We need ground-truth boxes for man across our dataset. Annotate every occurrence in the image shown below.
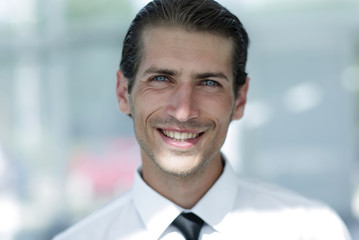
[54,0,352,239]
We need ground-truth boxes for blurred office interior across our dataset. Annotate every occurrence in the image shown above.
[0,0,358,239]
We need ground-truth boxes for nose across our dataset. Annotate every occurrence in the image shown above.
[165,83,199,122]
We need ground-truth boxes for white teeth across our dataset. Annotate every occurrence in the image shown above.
[162,130,200,141]
[174,132,181,139]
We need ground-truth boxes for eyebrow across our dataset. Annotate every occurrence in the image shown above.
[194,72,229,82]
[143,66,229,82]
[143,67,178,77]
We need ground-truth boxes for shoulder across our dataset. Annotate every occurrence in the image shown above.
[235,177,321,208]
[231,177,351,239]
[53,191,135,240]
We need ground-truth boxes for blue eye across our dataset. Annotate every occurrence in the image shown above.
[201,80,219,86]
[153,75,168,81]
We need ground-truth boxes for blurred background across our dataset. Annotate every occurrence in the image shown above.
[0,0,358,239]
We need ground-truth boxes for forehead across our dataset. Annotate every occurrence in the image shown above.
[137,26,234,79]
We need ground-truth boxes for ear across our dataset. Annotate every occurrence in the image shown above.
[116,70,131,114]
[232,77,249,120]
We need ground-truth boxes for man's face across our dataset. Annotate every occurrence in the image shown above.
[117,27,248,177]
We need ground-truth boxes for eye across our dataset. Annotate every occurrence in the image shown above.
[201,79,220,87]
[152,75,169,82]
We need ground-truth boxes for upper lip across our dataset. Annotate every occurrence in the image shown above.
[160,129,203,140]
[157,127,203,134]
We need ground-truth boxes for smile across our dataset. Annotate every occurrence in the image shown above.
[160,130,201,142]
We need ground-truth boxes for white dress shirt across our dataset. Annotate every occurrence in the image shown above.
[53,160,351,240]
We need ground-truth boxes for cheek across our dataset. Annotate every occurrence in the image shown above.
[201,95,234,118]
[136,85,169,105]
[132,94,166,123]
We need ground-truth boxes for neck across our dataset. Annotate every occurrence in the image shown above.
[141,154,224,209]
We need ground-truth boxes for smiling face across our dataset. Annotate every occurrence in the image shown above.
[117,26,248,179]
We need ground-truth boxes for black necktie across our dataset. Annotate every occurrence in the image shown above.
[171,212,204,240]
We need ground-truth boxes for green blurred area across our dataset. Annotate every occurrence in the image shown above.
[67,0,131,19]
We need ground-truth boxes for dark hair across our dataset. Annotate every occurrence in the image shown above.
[120,0,249,97]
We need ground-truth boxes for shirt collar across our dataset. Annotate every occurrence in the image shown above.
[132,168,182,239]
[132,157,238,238]
[191,159,238,233]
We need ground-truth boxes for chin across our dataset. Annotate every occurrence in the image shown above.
[161,166,200,178]
[155,155,205,177]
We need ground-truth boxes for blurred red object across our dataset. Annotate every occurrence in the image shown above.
[70,137,141,195]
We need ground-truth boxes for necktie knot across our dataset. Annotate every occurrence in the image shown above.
[171,212,204,240]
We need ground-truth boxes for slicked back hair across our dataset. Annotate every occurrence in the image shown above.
[120,0,249,97]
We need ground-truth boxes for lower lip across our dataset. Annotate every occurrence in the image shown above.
[158,130,202,149]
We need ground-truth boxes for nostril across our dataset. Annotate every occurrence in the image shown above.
[164,85,200,122]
